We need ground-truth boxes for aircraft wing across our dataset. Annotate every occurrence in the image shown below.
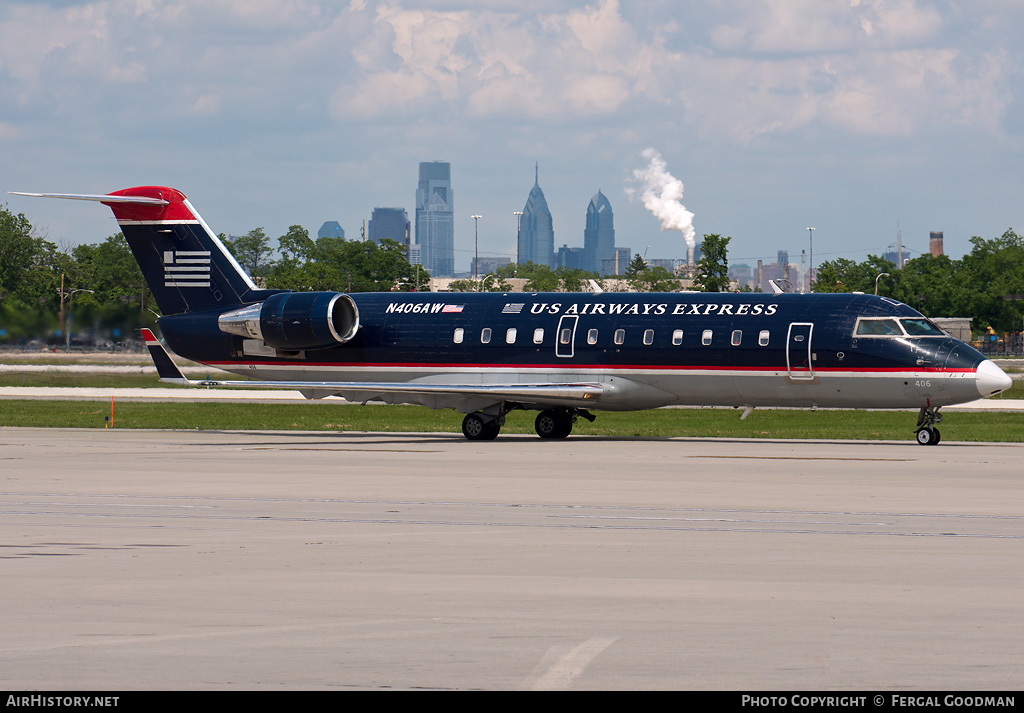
[142,329,604,410]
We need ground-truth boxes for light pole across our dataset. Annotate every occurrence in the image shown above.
[513,211,523,265]
[472,214,482,281]
[58,279,95,349]
[806,227,815,287]
[875,272,890,295]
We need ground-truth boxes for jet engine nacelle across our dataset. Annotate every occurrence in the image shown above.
[218,292,360,350]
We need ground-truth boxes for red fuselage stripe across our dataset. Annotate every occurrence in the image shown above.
[202,360,977,374]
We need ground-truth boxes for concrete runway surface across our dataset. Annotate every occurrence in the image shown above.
[1,428,1023,691]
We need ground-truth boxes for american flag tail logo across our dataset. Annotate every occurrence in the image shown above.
[164,251,211,287]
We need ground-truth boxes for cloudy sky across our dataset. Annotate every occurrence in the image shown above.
[3,0,1023,275]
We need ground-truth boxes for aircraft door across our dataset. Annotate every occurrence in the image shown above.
[555,315,578,358]
[787,322,814,380]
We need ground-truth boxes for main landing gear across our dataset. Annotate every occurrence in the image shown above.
[915,406,942,446]
[534,408,596,439]
[460,407,596,441]
[462,412,502,441]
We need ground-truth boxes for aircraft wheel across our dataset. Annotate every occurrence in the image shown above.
[535,409,572,439]
[915,427,940,446]
[463,413,498,441]
[482,419,501,440]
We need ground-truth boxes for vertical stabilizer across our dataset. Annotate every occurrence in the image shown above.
[12,187,263,315]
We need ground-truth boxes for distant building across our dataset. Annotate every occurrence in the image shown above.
[471,256,511,276]
[415,161,455,277]
[601,247,632,276]
[729,263,754,290]
[318,221,344,240]
[583,190,615,275]
[755,254,801,292]
[930,231,944,257]
[518,164,555,268]
[557,245,586,270]
[883,247,913,266]
[368,208,409,247]
[648,258,678,273]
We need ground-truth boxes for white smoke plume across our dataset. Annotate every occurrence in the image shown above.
[626,148,696,256]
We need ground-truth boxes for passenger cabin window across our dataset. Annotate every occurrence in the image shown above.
[758,330,770,346]
[533,328,544,344]
[587,329,599,345]
[702,330,713,345]
[672,329,683,345]
[560,328,572,345]
[855,318,902,336]
[453,328,464,344]
[731,330,742,346]
[614,329,625,345]
[480,327,492,344]
[506,328,517,344]
[643,329,654,345]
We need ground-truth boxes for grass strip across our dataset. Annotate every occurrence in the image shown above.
[1,399,1022,442]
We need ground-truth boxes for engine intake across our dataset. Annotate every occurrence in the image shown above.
[218,292,360,350]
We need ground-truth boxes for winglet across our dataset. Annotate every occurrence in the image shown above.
[142,328,190,384]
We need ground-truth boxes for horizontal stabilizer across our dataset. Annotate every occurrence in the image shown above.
[141,329,189,384]
[9,192,169,206]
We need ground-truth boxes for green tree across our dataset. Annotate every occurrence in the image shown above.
[692,234,732,292]
[0,205,61,340]
[638,265,678,292]
[70,234,154,332]
[225,227,275,282]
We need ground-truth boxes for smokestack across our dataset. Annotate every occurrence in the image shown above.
[930,231,944,257]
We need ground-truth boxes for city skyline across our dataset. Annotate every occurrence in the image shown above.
[4,1,1022,277]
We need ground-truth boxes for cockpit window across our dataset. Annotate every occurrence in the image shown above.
[900,319,946,336]
[855,318,902,336]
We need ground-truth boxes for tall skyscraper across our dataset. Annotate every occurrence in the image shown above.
[317,221,344,240]
[368,208,410,246]
[583,190,615,275]
[518,164,555,268]
[415,161,454,276]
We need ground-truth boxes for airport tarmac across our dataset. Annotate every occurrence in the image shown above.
[1,427,1022,690]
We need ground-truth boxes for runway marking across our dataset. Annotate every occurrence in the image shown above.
[526,637,616,690]
[690,455,913,462]
[244,447,443,453]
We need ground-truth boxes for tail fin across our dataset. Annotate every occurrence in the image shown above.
[12,187,261,315]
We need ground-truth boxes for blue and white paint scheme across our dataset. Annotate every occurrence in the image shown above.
[15,186,1012,444]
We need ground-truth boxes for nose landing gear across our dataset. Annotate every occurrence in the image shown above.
[915,406,942,446]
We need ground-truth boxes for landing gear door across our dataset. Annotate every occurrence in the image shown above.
[787,322,814,380]
[555,315,578,358]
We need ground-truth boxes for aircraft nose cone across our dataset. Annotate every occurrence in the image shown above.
[976,359,1013,398]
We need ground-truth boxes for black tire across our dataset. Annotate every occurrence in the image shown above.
[462,413,489,440]
[482,419,501,440]
[535,409,572,439]
[916,427,939,446]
